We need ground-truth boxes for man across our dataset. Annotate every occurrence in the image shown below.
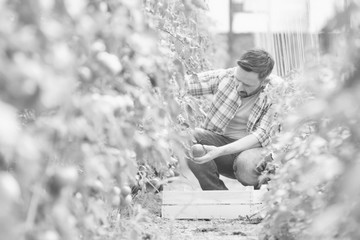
[186,49,280,190]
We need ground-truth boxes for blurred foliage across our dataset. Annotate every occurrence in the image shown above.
[144,0,218,130]
[0,0,213,239]
[260,1,360,240]
[144,0,214,74]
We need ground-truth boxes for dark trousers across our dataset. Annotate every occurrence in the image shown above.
[187,128,264,190]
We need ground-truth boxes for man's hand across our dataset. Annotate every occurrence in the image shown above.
[192,145,221,164]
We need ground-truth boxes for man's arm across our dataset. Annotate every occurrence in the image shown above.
[191,76,283,164]
[250,104,276,147]
[192,105,276,164]
[192,134,261,164]
[186,68,233,97]
[251,74,284,146]
[219,134,261,155]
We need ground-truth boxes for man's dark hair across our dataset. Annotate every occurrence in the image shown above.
[237,49,274,80]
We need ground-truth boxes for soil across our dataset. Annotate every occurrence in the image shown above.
[142,216,261,240]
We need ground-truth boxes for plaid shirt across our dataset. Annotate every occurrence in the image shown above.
[187,67,280,147]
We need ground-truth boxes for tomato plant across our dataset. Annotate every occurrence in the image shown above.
[0,0,213,239]
[260,2,360,240]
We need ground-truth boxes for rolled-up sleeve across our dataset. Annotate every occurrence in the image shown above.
[251,105,275,147]
[187,69,229,97]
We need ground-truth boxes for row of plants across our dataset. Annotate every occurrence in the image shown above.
[261,2,360,239]
[0,0,213,239]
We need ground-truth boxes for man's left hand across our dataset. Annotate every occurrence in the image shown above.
[192,145,222,164]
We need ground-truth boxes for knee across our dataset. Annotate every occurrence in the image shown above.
[192,128,209,143]
[233,149,263,186]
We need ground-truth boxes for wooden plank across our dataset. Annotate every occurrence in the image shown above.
[161,204,263,219]
[163,190,266,205]
[161,189,267,219]
[253,189,266,203]
[162,190,256,205]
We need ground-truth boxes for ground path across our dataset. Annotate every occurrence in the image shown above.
[143,216,261,240]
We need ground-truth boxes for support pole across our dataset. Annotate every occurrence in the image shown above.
[228,0,234,66]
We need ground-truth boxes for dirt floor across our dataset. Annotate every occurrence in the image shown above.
[143,216,262,240]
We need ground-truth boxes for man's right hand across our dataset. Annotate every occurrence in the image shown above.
[192,144,221,164]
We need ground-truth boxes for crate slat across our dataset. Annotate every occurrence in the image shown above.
[161,203,263,219]
[162,190,256,205]
[161,190,266,219]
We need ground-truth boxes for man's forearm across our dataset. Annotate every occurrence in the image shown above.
[217,134,261,156]
[192,133,262,164]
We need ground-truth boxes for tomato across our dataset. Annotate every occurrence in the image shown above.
[191,144,206,157]
[121,185,131,197]
[121,194,132,207]
[87,179,104,196]
[112,186,121,195]
[0,172,20,202]
[165,169,175,178]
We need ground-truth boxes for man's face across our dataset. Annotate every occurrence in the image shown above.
[234,66,261,95]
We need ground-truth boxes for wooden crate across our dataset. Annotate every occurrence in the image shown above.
[161,189,266,219]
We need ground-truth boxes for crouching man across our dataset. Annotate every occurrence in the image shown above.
[186,49,280,190]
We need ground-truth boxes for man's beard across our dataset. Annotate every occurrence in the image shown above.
[237,83,248,97]
[237,83,263,98]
